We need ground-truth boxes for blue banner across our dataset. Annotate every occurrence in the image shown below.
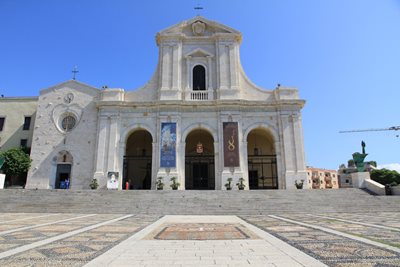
[160,122,176,167]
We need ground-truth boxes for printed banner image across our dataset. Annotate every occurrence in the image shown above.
[160,122,177,167]
[223,122,240,167]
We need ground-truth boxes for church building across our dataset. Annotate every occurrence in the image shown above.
[25,16,307,190]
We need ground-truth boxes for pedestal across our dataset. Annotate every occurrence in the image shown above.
[0,174,5,189]
[351,172,370,188]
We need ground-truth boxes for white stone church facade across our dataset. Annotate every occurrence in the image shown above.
[26,16,307,190]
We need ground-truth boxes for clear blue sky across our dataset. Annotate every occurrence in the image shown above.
[1,0,400,170]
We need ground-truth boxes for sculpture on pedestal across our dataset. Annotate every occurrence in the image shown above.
[352,141,368,172]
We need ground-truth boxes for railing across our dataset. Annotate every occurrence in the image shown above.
[185,90,212,101]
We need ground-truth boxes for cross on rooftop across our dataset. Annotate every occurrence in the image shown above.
[194,3,204,16]
[72,66,79,80]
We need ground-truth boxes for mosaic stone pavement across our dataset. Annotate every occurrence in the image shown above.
[146,223,260,240]
[0,213,160,266]
[242,212,400,267]
[0,212,398,266]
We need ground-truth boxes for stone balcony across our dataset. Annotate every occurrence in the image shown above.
[185,90,213,101]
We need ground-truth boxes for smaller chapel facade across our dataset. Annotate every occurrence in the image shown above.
[25,16,307,190]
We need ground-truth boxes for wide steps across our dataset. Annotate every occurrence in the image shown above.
[0,189,398,214]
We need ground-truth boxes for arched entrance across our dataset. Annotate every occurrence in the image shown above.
[54,151,72,189]
[185,129,215,190]
[247,129,278,189]
[124,130,152,190]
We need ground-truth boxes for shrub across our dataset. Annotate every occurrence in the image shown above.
[371,169,400,185]
[0,148,31,177]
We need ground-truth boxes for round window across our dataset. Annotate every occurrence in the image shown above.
[61,115,76,132]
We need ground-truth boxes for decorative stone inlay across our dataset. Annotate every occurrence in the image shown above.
[192,21,206,35]
[146,223,260,240]
[64,93,74,104]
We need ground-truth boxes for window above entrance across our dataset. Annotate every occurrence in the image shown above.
[184,48,214,101]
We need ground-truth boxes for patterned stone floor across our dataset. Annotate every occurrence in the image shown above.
[146,223,260,240]
[0,214,160,266]
[0,212,398,266]
[242,213,400,267]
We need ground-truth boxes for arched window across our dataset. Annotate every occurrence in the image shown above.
[193,65,206,91]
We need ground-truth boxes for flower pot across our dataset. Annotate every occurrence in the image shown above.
[172,187,178,190]
[239,187,244,190]
[157,187,163,190]
[226,188,232,190]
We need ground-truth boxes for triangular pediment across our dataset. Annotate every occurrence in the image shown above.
[40,80,100,96]
[157,16,241,39]
[184,48,214,58]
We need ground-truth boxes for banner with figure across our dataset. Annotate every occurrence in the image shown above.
[223,122,240,167]
[160,122,176,167]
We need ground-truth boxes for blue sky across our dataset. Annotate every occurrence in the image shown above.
[1,0,400,170]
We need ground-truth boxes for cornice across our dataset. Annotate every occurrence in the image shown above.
[96,99,305,110]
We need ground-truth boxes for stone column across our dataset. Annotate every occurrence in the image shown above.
[93,115,109,186]
[218,43,229,90]
[186,56,192,91]
[292,114,306,172]
[213,141,220,190]
[160,45,171,90]
[240,140,249,189]
[177,141,186,189]
[172,44,181,94]
[151,141,158,190]
[229,44,238,90]
[118,141,125,190]
[107,115,119,173]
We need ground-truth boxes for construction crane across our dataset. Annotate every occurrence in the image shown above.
[339,126,400,136]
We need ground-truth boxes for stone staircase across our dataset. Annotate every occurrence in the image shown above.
[0,189,399,214]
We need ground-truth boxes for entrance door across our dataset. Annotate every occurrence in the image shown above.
[193,163,208,189]
[249,170,258,189]
[185,155,215,190]
[248,155,278,189]
[55,164,71,189]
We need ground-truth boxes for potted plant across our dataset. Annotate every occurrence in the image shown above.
[225,177,233,190]
[236,177,245,190]
[156,177,164,190]
[170,177,180,190]
[295,179,304,189]
[89,178,98,190]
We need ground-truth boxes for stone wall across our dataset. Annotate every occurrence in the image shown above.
[26,81,99,189]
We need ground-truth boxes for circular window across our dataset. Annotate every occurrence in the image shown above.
[61,115,76,132]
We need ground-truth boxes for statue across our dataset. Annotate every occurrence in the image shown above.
[352,141,368,172]
[361,140,366,154]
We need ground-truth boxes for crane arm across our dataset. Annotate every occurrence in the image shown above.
[339,126,400,133]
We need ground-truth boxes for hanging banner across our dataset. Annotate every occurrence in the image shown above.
[223,122,240,167]
[160,122,176,167]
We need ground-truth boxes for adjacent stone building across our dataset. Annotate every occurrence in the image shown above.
[21,16,307,190]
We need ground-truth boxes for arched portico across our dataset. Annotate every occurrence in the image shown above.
[123,129,153,190]
[246,127,279,189]
[184,129,216,190]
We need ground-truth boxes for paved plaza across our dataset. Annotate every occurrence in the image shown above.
[0,212,398,266]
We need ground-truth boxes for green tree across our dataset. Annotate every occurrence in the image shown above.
[369,161,377,167]
[0,148,32,177]
[370,168,400,185]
